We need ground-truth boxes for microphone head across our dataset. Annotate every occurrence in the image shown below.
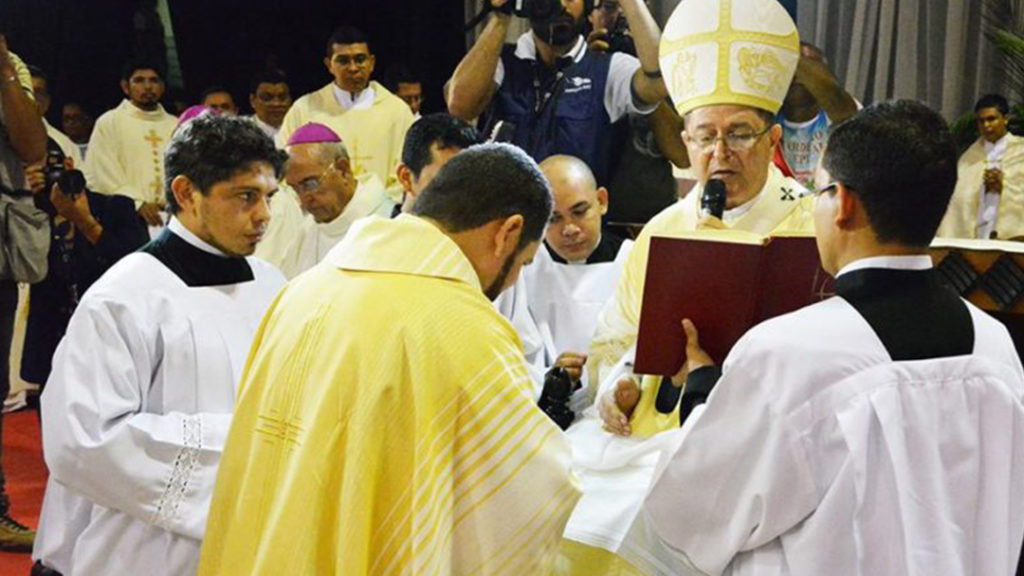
[701,178,727,220]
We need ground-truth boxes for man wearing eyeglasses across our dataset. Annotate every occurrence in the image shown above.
[277,25,413,202]
[261,122,394,279]
[624,99,1024,576]
[559,1,815,569]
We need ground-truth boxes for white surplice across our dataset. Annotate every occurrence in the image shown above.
[254,173,395,279]
[32,218,286,576]
[522,240,633,411]
[524,240,633,366]
[622,258,1024,576]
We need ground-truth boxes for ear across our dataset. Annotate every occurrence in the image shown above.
[367,54,377,77]
[323,56,333,75]
[333,156,354,179]
[493,214,525,258]
[249,94,259,110]
[769,123,783,150]
[171,175,198,214]
[120,80,130,97]
[833,182,859,229]
[596,186,609,215]
[396,163,415,195]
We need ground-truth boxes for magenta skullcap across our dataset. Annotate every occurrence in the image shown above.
[176,105,220,131]
[286,122,342,147]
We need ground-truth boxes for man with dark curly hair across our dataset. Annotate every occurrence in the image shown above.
[30,115,288,576]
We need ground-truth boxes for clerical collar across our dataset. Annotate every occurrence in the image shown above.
[250,115,279,139]
[545,231,624,265]
[722,192,761,223]
[333,84,375,111]
[984,132,1010,155]
[121,99,169,121]
[836,254,932,278]
[140,217,254,287]
[168,217,227,256]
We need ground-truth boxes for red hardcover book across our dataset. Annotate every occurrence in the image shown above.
[634,231,834,375]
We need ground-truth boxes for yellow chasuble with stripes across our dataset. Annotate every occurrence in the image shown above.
[199,214,579,576]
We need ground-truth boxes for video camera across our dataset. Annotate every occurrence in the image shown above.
[42,139,86,199]
[497,0,563,19]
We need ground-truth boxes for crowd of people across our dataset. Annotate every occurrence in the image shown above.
[0,0,1022,574]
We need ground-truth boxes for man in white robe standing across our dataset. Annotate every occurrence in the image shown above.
[625,101,1024,576]
[83,59,177,230]
[938,93,1024,240]
[31,114,287,576]
[255,122,394,279]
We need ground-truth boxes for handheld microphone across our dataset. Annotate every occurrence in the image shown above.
[701,179,727,220]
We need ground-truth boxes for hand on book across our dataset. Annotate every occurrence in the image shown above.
[669,319,715,387]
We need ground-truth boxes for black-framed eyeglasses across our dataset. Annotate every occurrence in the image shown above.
[813,182,839,196]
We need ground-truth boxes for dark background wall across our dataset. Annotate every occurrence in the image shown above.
[0,0,467,125]
[0,0,798,126]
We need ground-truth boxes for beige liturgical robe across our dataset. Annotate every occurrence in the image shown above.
[83,100,177,208]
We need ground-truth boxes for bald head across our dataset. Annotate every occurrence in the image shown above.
[540,155,598,193]
[539,155,608,262]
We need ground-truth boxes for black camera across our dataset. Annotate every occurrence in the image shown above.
[42,139,86,199]
[498,0,562,20]
[538,367,576,430]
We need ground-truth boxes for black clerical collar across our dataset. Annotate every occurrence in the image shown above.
[835,267,974,361]
[140,225,254,287]
[545,231,624,265]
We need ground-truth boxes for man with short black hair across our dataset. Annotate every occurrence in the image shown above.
[247,68,291,140]
[32,115,287,576]
[201,85,238,116]
[628,99,1024,576]
[27,65,82,167]
[83,59,177,228]
[199,143,578,575]
[939,93,1024,239]
[383,62,424,117]
[60,102,92,159]
[278,25,414,200]
[396,112,479,213]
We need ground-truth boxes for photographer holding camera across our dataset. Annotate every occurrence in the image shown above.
[447,0,666,187]
[22,141,148,390]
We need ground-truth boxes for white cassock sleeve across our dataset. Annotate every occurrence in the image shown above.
[41,296,232,541]
[640,335,819,575]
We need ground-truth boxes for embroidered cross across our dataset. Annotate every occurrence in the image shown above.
[780,187,795,201]
[348,140,373,177]
[146,129,165,202]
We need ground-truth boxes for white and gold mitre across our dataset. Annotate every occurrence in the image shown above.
[659,0,800,115]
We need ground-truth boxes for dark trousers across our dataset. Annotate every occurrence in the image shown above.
[0,280,20,517]
[31,561,62,576]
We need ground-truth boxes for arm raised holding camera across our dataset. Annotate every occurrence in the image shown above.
[447,0,511,121]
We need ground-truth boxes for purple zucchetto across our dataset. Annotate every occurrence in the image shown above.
[175,105,220,132]
[285,122,343,147]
